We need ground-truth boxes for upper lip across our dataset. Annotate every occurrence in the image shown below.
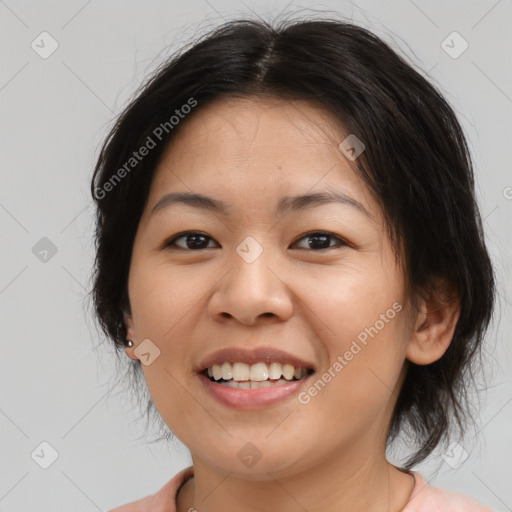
[196,346,316,373]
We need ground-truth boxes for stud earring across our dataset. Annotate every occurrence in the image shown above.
[125,339,134,347]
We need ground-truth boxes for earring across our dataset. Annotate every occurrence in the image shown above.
[125,339,134,347]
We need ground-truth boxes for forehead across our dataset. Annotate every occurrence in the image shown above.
[174,95,344,144]
[158,96,348,165]
[147,96,377,217]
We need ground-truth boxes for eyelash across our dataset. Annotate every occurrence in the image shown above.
[163,230,348,251]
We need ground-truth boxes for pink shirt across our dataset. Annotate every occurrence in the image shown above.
[109,466,495,511]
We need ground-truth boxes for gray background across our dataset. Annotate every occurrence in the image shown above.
[1,0,511,510]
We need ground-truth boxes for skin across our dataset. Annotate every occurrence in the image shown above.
[121,96,460,512]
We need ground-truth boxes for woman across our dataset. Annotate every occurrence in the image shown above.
[90,16,496,512]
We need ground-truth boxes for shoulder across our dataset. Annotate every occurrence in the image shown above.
[403,472,495,512]
[107,466,195,512]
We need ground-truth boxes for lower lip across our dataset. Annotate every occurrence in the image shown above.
[197,372,313,410]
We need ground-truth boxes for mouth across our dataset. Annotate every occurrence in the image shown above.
[201,361,315,390]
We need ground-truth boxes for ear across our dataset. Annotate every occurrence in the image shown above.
[406,275,460,365]
[123,310,140,361]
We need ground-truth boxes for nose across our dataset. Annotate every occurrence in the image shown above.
[208,244,294,326]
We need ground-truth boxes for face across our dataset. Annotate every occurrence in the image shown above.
[124,96,416,480]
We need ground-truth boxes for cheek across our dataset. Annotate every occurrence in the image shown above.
[129,262,205,335]
[305,265,407,396]
[303,263,401,343]
[128,262,207,410]
[309,318,407,433]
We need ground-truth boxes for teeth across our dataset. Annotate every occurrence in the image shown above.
[232,362,250,381]
[220,362,232,380]
[282,364,295,380]
[219,378,293,389]
[249,362,268,381]
[268,362,282,380]
[212,364,223,381]
[206,362,309,382]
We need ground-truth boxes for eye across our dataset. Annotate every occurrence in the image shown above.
[163,230,348,251]
[164,231,219,250]
[291,231,347,250]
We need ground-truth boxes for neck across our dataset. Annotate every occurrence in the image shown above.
[177,444,415,512]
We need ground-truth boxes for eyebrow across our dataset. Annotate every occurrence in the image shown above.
[150,190,372,218]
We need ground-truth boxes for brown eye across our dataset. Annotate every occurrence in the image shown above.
[292,231,346,250]
[165,231,219,250]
